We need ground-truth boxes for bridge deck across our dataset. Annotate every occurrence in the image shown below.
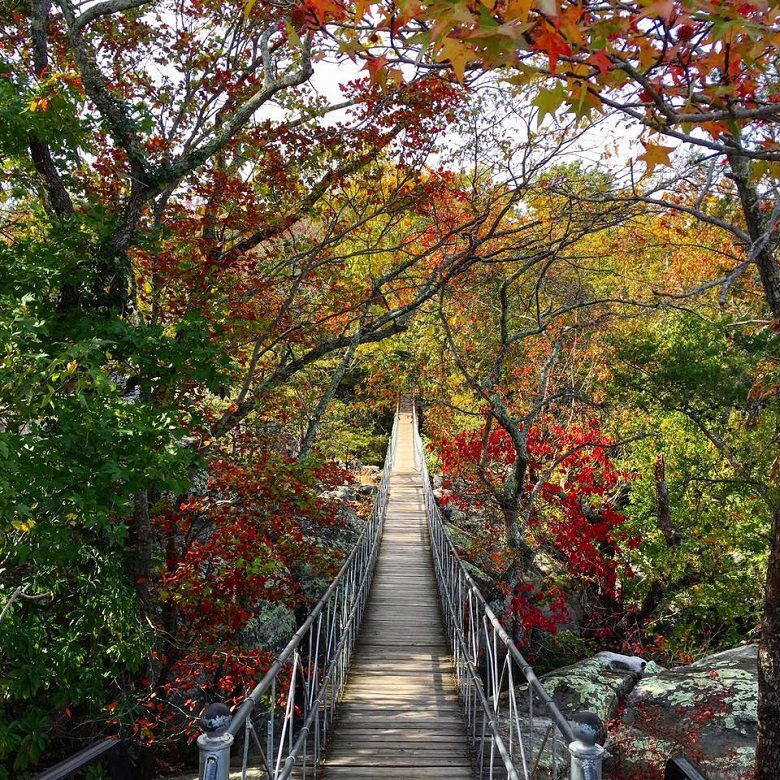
[322,409,471,779]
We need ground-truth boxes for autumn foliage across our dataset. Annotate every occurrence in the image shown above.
[0,0,778,776]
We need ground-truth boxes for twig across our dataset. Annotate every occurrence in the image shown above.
[0,586,52,623]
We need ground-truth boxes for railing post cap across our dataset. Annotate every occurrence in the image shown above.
[201,703,232,734]
[570,710,603,746]
[569,712,605,780]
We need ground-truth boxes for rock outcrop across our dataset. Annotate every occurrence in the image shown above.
[537,652,647,723]
[497,652,647,772]
[506,644,758,778]
[612,644,757,780]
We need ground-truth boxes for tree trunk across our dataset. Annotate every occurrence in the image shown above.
[727,154,780,321]
[501,500,523,549]
[729,150,780,778]
[499,495,535,564]
[298,335,360,459]
[500,452,528,550]
[129,489,152,613]
[654,454,682,546]
[757,504,780,779]
[29,0,80,316]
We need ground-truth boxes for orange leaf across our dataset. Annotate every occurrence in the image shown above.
[533,23,572,73]
[586,50,612,76]
[504,0,533,22]
[363,54,388,83]
[636,0,674,23]
[354,0,369,23]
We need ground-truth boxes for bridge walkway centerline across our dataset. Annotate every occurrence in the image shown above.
[321,404,472,779]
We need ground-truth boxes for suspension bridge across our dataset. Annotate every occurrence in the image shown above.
[322,402,471,778]
[185,399,603,780]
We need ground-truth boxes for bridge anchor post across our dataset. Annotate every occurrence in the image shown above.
[198,703,234,780]
[568,710,605,780]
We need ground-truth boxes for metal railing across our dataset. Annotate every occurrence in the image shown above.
[197,406,400,780]
[411,403,604,780]
[35,737,132,780]
[665,757,708,780]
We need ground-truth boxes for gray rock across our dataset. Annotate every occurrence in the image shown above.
[534,653,645,723]
[320,485,357,502]
[446,507,468,525]
[244,602,296,650]
[495,713,569,774]
[489,650,644,776]
[614,644,757,780]
[338,506,362,531]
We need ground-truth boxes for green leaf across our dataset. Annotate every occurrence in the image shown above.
[532,84,566,125]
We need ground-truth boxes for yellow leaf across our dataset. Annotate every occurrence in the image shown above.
[751,160,780,183]
[504,0,533,22]
[638,40,660,69]
[532,83,566,125]
[286,22,301,48]
[354,0,369,23]
[242,0,257,22]
[12,518,37,532]
[436,37,473,82]
[429,4,473,42]
[638,140,675,176]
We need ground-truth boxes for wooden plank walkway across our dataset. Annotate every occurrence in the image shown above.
[322,408,471,779]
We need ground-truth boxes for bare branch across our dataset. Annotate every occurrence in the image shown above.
[74,0,153,30]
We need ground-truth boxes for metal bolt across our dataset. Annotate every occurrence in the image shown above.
[568,710,605,780]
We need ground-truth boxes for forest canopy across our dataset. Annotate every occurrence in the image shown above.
[0,0,778,777]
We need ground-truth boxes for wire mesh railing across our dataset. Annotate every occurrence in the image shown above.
[411,403,603,780]
[196,406,400,780]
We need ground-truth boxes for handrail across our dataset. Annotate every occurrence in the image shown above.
[665,756,709,780]
[412,402,577,780]
[197,405,400,780]
[35,738,131,780]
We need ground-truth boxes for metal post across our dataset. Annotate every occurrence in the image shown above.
[198,703,234,780]
[568,711,604,780]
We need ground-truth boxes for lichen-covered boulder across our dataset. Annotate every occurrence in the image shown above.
[491,651,644,775]
[612,644,757,780]
[247,601,296,650]
[354,482,378,497]
[534,652,647,723]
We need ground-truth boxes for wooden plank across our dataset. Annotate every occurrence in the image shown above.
[328,746,469,757]
[329,734,467,741]
[324,769,473,778]
[328,757,469,767]
[334,729,466,736]
[327,755,470,765]
[322,411,471,779]
[336,717,466,726]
